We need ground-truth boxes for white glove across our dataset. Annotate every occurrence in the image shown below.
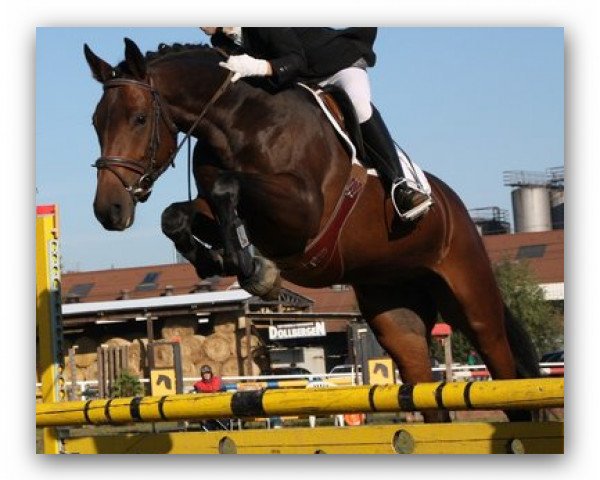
[219,54,271,82]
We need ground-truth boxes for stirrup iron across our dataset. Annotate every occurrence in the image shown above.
[391,178,433,222]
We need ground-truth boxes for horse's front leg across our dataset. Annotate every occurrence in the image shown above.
[211,172,281,299]
[161,198,227,278]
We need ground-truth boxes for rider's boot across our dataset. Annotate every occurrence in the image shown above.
[360,105,430,220]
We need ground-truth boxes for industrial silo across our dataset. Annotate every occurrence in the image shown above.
[547,167,564,230]
[504,171,552,233]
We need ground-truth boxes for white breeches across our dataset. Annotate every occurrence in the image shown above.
[319,67,373,123]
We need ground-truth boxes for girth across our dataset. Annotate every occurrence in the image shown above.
[274,163,369,283]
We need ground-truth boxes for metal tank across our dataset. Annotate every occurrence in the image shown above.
[550,189,564,230]
[504,170,559,233]
[511,186,552,233]
[547,167,565,230]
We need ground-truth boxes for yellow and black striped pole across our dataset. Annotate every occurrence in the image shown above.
[36,205,66,453]
[37,377,563,428]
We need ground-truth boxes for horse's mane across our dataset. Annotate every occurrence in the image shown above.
[146,42,214,62]
[115,42,216,76]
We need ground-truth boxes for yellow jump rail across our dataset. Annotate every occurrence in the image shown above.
[37,377,563,428]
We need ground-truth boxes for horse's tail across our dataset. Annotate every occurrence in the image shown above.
[503,304,540,378]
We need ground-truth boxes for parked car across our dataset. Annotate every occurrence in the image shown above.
[328,364,362,375]
[268,366,313,376]
[540,350,564,363]
[267,366,323,382]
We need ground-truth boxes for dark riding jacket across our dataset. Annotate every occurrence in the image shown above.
[211,27,377,86]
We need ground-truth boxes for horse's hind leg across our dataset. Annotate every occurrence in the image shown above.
[433,260,538,421]
[354,283,450,423]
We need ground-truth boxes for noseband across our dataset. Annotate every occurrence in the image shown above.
[93,69,233,203]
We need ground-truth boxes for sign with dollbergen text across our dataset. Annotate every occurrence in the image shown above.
[268,321,326,340]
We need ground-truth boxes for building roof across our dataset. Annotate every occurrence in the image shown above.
[62,289,252,317]
[60,229,563,310]
[482,229,564,284]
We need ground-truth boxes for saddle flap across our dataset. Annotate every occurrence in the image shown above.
[298,83,366,162]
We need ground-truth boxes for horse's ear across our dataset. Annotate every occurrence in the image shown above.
[84,44,114,83]
[124,37,146,80]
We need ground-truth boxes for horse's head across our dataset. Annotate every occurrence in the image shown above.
[84,38,178,231]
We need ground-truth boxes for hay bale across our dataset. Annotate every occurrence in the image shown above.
[221,356,240,376]
[132,338,149,373]
[250,346,271,373]
[161,318,196,340]
[85,362,98,381]
[182,359,197,378]
[214,322,236,334]
[73,336,97,368]
[101,337,130,347]
[63,365,85,382]
[203,334,233,362]
[212,312,237,334]
[239,335,261,358]
[75,353,98,368]
[193,359,222,377]
[127,340,142,375]
[242,360,261,376]
[153,343,174,368]
[181,335,206,364]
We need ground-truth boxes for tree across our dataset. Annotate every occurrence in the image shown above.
[111,370,144,398]
[493,258,563,356]
[431,258,563,364]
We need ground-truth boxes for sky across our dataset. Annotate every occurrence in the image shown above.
[35,27,564,272]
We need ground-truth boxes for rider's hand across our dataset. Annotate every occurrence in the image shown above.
[219,54,272,82]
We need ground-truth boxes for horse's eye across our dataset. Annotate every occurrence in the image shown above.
[135,114,147,125]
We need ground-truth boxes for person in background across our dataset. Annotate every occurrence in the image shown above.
[467,349,482,366]
[193,364,223,393]
[193,364,225,430]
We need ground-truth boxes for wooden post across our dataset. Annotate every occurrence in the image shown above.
[443,336,453,383]
[172,342,183,394]
[245,314,253,376]
[146,315,155,343]
[68,346,78,401]
[97,347,105,398]
[122,345,129,373]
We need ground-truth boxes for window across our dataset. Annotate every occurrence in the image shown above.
[516,244,547,259]
[65,283,94,301]
[135,272,160,291]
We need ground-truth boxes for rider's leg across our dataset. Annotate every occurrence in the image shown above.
[320,67,429,218]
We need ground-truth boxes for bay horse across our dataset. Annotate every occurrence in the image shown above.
[85,38,539,422]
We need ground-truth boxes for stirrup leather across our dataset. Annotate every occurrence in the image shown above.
[391,178,433,221]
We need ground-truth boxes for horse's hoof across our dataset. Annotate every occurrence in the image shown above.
[238,257,281,300]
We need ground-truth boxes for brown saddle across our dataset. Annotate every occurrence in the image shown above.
[310,85,367,162]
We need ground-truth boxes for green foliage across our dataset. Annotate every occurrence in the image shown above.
[430,329,472,364]
[493,258,563,356]
[430,259,563,364]
[111,370,144,398]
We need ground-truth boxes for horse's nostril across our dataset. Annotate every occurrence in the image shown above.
[109,203,123,223]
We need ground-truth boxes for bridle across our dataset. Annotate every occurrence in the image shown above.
[93,69,234,203]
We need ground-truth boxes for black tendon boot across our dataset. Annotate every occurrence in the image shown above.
[360,106,430,220]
